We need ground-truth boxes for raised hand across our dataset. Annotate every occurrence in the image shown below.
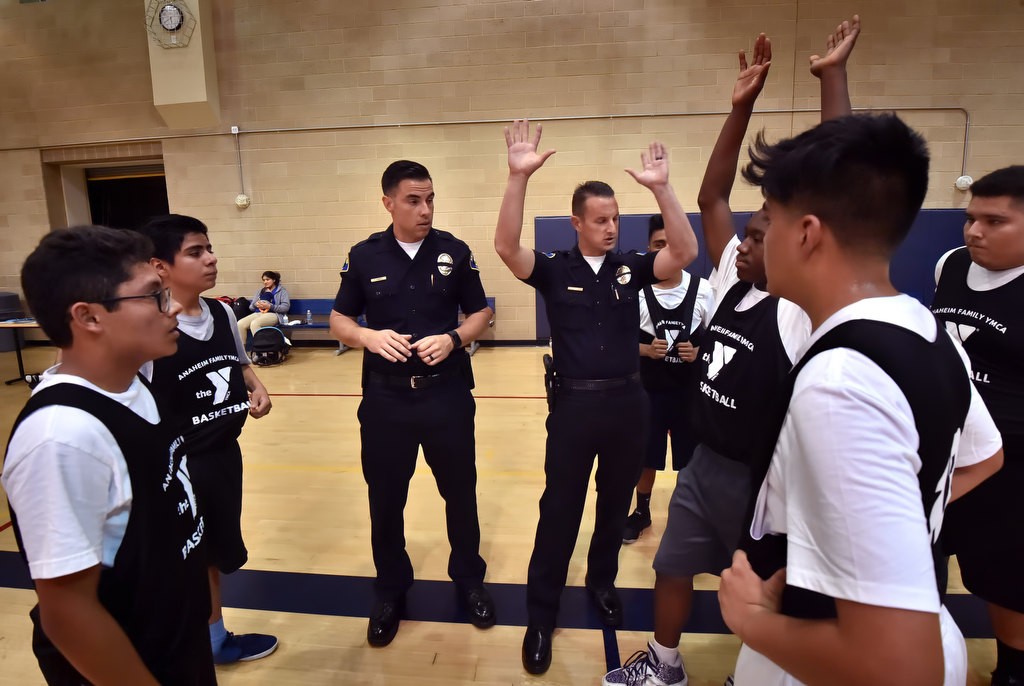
[733,33,772,108]
[809,15,861,78]
[505,119,556,178]
[625,141,669,189]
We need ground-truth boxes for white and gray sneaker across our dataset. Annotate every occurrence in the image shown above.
[602,647,687,686]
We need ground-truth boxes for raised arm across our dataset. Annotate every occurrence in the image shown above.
[494,119,556,280]
[625,142,698,279]
[697,33,772,268]
[810,15,861,121]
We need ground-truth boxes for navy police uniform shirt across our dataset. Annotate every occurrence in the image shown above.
[525,246,658,379]
[334,225,488,379]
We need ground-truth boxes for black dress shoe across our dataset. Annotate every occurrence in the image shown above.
[588,586,623,627]
[367,596,405,647]
[522,624,552,675]
[460,585,496,629]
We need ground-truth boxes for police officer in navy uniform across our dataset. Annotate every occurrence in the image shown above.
[330,160,495,648]
[494,120,698,674]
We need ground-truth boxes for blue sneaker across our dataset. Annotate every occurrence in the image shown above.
[213,631,279,664]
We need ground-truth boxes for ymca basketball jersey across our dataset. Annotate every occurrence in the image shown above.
[744,319,971,618]
[691,281,790,463]
[150,297,249,453]
[932,247,1024,438]
[7,381,215,685]
[639,278,704,391]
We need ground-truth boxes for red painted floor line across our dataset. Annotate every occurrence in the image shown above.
[272,392,545,400]
[0,521,11,533]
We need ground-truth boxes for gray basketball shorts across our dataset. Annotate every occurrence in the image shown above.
[652,443,752,578]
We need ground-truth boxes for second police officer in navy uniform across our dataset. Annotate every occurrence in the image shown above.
[330,160,495,648]
[494,120,699,674]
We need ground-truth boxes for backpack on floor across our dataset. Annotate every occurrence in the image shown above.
[230,296,251,321]
[250,326,290,366]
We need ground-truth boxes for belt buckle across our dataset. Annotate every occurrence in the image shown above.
[410,375,423,390]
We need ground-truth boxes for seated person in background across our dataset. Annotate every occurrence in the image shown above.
[236,270,290,341]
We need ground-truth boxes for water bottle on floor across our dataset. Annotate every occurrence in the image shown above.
[305,309,313,325]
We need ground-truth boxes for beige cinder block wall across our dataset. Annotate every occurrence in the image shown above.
[1,0,1022,340]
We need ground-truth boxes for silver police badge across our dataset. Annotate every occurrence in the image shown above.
[437,252,454,276]
[615,265,632,285]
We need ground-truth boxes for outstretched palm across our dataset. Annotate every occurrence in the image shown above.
[732,33,772,108]
[505,119,555,176]
[625,141,669,188]
[809,15,861,78]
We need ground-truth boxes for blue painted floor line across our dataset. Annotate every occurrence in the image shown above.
[0,550,994,638]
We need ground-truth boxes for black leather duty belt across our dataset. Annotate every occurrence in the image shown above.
[367,369,458,391]
[556,372,641,392]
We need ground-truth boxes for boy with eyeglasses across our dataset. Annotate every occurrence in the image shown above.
[139,214,278,665]
[3,225,216,684]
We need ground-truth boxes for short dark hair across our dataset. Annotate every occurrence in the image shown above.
[262,270,281,285]
[381,160,432,196]
[21,226,154,347]
[742,113,930,255]
[137,214,209,263]
[648,213,665,240]
[571,181,615,218]
[970,165,1024,204]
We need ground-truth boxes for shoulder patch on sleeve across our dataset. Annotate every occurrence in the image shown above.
[469,252,480,271]
[544,251,557,259]
[341,255,350,273]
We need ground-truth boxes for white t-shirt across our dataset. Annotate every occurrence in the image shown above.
[396,237,424,260]
[935,247,1024,290]
[708,236,811,363]
[1,372,160,580]
[736,295,1003,686]
[140,299,250,379]
[638,271,715,337]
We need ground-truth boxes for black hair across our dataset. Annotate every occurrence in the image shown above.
[136,214,209,263]
[648,213,665,240]
[970,166,1024,204]
[21,226,155,347]
[381,160,432,196]
[571,180,615,218]
[262,270,281,286]
[742,113,930,254]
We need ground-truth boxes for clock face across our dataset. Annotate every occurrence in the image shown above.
[158,4,184,31]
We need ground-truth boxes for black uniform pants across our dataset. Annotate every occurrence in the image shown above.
[358,378,486,600]
[526,381,649,627]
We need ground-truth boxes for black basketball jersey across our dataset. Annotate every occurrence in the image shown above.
[6,380,215,685]
[743,319,972,619]
[151,297,249,453]
[690,281,791,462]
[932,247,1024,438]
[639,276,705,391]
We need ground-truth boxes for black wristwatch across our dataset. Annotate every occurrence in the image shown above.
[447,330,463,349]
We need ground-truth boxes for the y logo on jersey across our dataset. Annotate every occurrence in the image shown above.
[706,341,737,381]
[944,320,977,344]
[928,428,961,544]
[202,366,233,404]
[176,454,199,520]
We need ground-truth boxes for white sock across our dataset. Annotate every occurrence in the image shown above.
[649,639,683,667]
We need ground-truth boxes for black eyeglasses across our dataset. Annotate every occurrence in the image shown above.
[97,287,173,313]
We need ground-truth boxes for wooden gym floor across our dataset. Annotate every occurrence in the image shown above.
[0,345,998,685]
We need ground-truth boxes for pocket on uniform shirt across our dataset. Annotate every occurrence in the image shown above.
[551,292,590,330]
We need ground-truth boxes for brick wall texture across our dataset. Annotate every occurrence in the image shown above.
[1,0,1021,339]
